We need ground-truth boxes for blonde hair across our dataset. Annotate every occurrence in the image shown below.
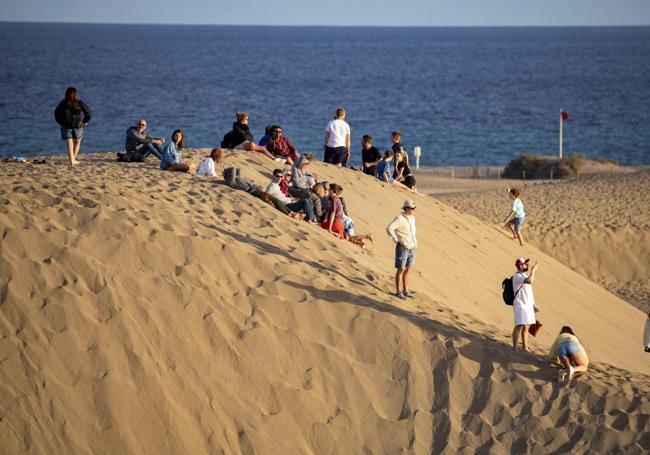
[236,112,248,122]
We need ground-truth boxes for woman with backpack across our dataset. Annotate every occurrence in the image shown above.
[54,87,91,166]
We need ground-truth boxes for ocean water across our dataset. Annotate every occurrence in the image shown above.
[1,23,649,165]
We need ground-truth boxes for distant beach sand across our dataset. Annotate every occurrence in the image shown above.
[0,151,648,453]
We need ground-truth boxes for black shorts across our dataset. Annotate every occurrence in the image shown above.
[403,175,416,188]
[324,146,346,165]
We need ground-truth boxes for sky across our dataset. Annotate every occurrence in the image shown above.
[2,0,650,26]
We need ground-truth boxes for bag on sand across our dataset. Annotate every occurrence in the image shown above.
[529,320,543,337]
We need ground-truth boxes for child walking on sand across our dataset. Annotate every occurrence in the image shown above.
[503,187,525,246]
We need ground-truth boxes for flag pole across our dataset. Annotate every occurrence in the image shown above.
[559,108,564,159]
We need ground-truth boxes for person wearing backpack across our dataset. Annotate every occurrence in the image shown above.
[511,257,539,352]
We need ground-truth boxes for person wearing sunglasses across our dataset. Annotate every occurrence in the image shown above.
[265,126,300,165]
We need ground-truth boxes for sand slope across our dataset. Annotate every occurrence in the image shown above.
[434,170,650,311]
[0,152,649,454]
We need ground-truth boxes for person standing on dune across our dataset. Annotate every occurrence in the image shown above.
[387,200,418,299]
[511,257,539,352]
[54,86,91,167]
[644,309,650,353]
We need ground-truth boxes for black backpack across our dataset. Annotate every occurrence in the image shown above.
[501,277,523,306]
[220,130,235,149]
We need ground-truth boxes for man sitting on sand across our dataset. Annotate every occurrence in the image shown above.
[266,169,317,222]
[265,126,300,165]
[120,119,164,162]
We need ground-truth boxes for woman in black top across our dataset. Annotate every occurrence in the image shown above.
[394,151,417,190]
[221,112,275,161]
[54,87,91,166]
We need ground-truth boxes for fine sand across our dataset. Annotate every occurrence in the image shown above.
[1,151,649,454]
[428,169,650,312]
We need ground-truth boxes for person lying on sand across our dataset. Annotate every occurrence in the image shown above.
[160,129,189,172]
[549,326,589,384]
[503,187,525,246]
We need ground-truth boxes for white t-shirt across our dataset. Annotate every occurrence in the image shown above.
[512,271,534,307]
[325,119,350,148]
[196,157,216,177]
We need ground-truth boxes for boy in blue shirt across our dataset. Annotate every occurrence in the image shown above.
[503,187,526,246]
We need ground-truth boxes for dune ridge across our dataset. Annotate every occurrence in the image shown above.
[0,151,649,454]
[433,170,650,311]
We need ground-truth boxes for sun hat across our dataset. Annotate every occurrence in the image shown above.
[515,257,530,268]
[403,199,416,210]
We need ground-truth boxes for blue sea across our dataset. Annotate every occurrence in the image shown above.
[1,23,649,165]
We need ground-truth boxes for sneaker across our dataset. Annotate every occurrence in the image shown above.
[567,365,575,383]
[403,290,415,298]
[645,347,650,353]
[395,291,406,300]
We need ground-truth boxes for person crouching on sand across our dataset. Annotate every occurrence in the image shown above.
[549,326,589,384]
[503,187,525,246]
[159,129,189,172]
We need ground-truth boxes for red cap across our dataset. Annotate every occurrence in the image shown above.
[515,257,530,268]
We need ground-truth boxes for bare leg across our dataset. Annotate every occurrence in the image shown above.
[512,325,522,351]
[395,269,404,294]
[65,138,76,166]
[570,351,589,374]
[250,143,276,160]
[515,229,524,246]
[72,139,82,164]
[402,268,411,294]
[505,223,516,239]
[347,233,372,247]
[521,324,530,351]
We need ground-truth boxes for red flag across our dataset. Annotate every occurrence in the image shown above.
[561,111,569,121]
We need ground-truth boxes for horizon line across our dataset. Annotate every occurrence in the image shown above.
[2,20,650,28]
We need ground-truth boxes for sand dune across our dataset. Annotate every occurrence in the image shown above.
[0,151,648,454]
[432,170,650,311]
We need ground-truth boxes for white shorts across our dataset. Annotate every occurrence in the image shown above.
[514,303,536,326]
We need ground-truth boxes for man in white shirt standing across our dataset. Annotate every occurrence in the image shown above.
[386,200,417,299]
[323,108,351,166]
[511,257,539,352]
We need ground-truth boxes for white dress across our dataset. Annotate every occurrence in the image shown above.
[512,272,536,326]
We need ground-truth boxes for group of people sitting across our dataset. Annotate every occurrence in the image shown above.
[118,111,421,196]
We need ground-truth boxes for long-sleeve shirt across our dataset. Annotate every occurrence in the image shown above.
[54,100,91,128]
[159,142,181,169]
[266,181,292,204]
[266,136,299,161]
[386,214,417,249]
[125,126,153,152]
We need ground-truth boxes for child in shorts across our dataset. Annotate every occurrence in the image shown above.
[504,187,525,246]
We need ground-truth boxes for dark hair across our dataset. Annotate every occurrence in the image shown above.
[560,326,575,335]
[384,150,393,159]
[272,168,283,177]
[329,183,343,194]
[265,124,276,135]
[510,188,520,197]
[65,87,79,108]
[335,108,345,118]
[391,131,401,140]
[362,135,372,142]
[210,148,223,163]
[172,129,184,150]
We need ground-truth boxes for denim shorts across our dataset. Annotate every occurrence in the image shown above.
[60,127,83,140]
[557,340,580,357]
[509,216,525,232]
[395,243,415,269]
